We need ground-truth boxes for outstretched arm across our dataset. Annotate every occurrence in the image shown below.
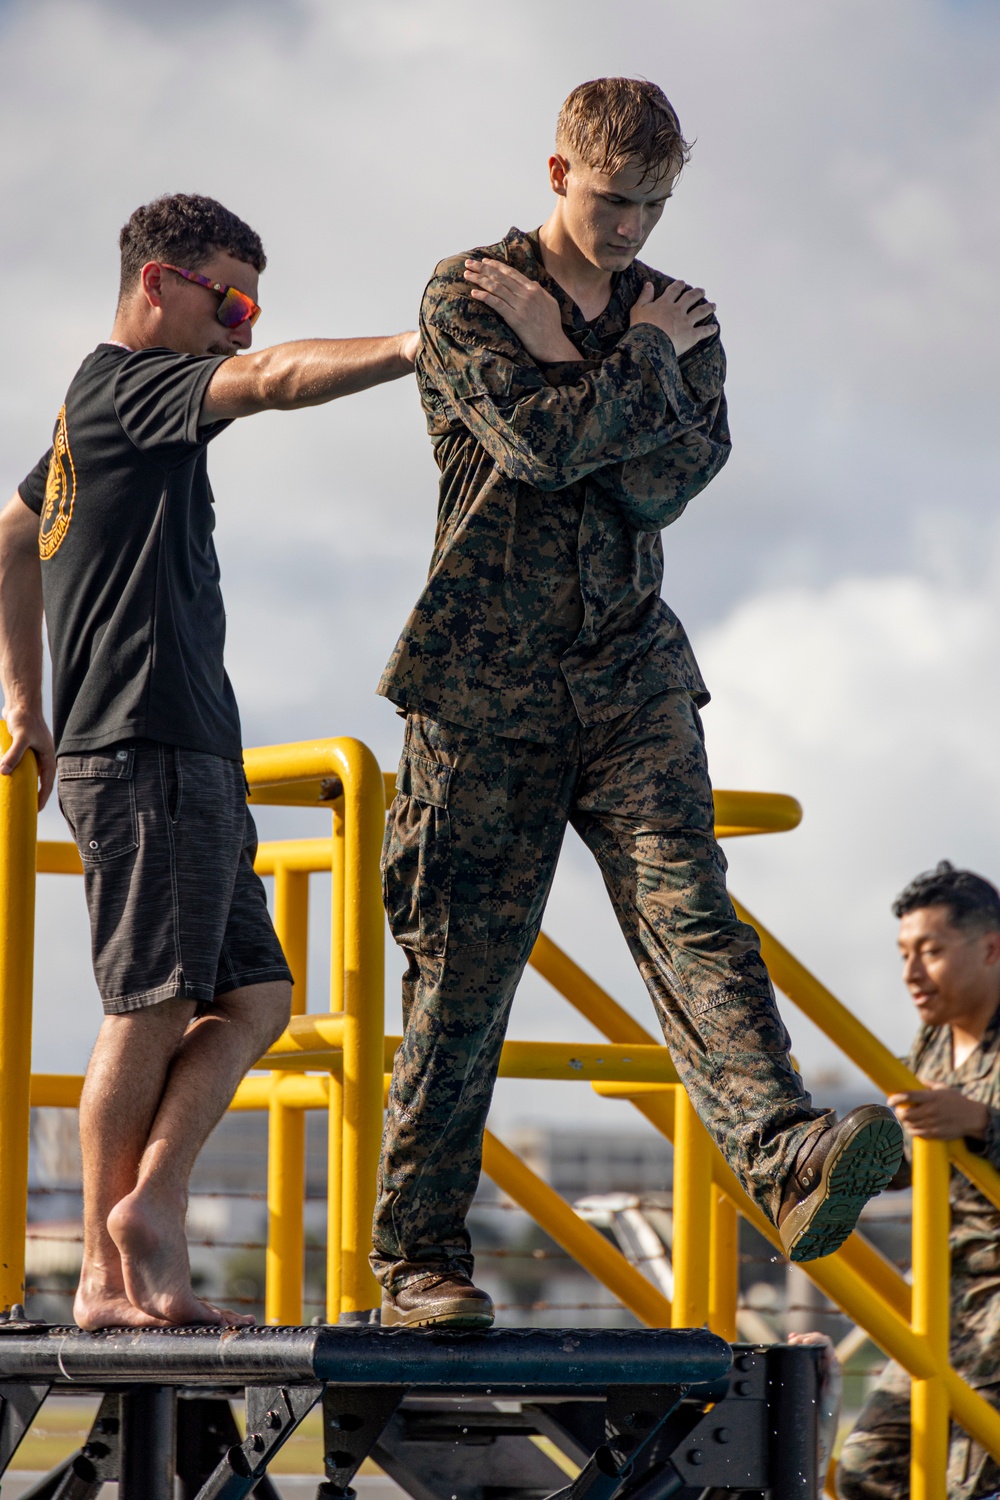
[0,493,55,807]
[201,331,419,421]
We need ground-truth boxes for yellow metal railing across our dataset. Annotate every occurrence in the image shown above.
[4,725,998,1500]
[0,732,37,1315]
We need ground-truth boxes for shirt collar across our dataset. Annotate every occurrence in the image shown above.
[914,1001,1000,1081]
[507,227,639,349]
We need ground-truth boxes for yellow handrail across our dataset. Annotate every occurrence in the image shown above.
[0,725,38,1313]
[244,737,385,1317]
[10,740,996,1500]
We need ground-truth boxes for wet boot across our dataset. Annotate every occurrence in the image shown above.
[381,1272,495,1329]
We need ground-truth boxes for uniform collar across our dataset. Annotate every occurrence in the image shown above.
[504,227,639,352]
[914,1001,1000,1081]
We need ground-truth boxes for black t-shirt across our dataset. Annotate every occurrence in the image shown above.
[19,344,242,759]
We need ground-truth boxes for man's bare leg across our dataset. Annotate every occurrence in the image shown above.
[107,980,290,1324]
[75,999,195,1329]
[75,981,290,1328]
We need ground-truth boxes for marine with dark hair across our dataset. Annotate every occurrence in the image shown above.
[0,191,418,1329]
[373,77,903,1329]
[892,859,1000,931]
[839,862,1000,1500]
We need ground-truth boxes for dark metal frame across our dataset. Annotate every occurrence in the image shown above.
[0,1325,820,1500]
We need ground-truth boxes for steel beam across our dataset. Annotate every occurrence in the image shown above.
[0,1325,732,1390]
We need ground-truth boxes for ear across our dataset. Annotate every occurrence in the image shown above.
[548,154,570,197]
[983,930,1000,967]
[139,261,166,310]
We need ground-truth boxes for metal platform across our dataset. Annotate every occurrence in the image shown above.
[0,1325,820,1500]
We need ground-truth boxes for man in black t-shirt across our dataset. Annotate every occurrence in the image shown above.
[0,193,418,1329]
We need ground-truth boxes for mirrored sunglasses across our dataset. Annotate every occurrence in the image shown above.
[160,262,261,329]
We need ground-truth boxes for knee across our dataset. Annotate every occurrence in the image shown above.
[257,982,292,1048]
[216,981,292,1053]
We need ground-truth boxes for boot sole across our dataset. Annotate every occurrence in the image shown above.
[381,1299,495,1330]
[780,1107,904,1263]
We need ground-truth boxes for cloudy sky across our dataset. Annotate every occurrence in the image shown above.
[3,0,999,1125]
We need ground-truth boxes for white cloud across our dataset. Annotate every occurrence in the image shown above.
[692,557,1000,1079]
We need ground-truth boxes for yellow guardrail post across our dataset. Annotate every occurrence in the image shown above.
[245,738,385,1316]
[265,863,309,1324]
[328,793,346,1321]
[338,742,384,1314]
[911,1137,951,1500]
[709,1189,739,1341]
[672,1085,713,1328]
[326,1068,343,1323]
[331,797,345,1013]
[0,729,37,1313]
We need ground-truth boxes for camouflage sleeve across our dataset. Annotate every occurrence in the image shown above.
[589,385,730,530]
[419,263,722,492]
[964,1108,1000,1170]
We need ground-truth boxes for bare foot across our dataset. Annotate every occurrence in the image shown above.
[108,1189,254,1327]
[74,1270,169,1331]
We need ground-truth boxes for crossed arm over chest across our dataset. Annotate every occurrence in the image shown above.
[418,255,731,530]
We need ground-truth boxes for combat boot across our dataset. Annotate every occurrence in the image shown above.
[778,1105,904,1262]
[381,1272,495,1329]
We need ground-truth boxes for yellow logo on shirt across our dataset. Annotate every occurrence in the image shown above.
[39,406,76,561]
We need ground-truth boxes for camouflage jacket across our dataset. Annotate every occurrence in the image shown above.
[894,1004,1000,1278]
[378,226,730,742]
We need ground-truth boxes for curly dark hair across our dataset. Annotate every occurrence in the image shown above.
[118,193,266,304]
[892,860,1000,934]
[555,77,692,182]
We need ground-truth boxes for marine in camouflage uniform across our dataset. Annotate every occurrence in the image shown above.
[373,227,866,1302]
[839,1009,1000,1500]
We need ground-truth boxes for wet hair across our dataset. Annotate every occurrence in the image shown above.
[555,77,692,183]
[118,193,266,305]
[892,860,1000,934]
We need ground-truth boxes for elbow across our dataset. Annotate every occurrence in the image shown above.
[495,452,564,491]
[620,475,707,530]
[256,354,294,410]
[506,448,586,491]
[235,349,300,413]
[628,499,691,531]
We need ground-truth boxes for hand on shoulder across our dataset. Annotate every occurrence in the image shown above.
[629,278,717,357]
[462,259,579,363]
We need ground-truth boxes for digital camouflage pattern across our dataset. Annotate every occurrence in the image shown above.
[371,691,825,1292]
[377,227,729,743]
[838,1008,1000,1500]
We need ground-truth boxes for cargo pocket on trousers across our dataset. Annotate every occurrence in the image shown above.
[57,747,139,865]
[381,751,453,956]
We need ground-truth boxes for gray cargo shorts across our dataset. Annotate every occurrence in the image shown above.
[57,739,292,1014]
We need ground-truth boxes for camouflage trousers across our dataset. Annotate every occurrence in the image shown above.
[838,1274,1000,1500]
[372,690,823,1293]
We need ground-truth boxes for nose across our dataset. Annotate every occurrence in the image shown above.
[231,320,253,351]
[903,951,924,988]
[616,208,645,246]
